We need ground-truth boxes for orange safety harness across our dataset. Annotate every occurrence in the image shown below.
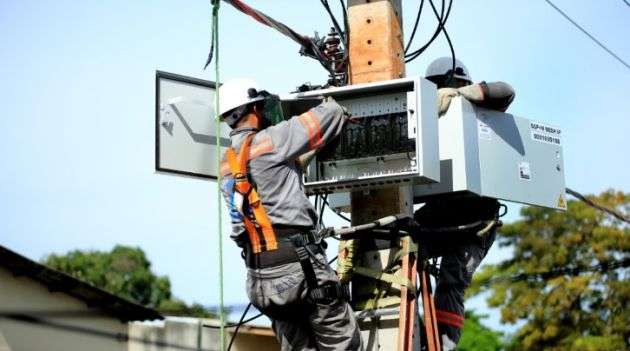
[224,133,278,254]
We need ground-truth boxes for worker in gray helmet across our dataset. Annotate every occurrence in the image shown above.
[218,78,363,351]
[415,57,515,350]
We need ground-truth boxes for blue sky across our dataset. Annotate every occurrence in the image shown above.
[1,0,628,332]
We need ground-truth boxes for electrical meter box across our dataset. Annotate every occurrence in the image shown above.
[282,76,440,195]
[413,97,567,210]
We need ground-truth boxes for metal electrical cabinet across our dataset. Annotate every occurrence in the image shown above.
[282,76,440,195]
[413,97,567,210]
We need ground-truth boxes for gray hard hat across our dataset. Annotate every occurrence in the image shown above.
[425,57,472,83]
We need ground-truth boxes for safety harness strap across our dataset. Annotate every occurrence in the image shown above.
[295,245,319,291]
[225,133,278,253]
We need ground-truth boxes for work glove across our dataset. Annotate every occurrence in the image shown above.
[437,84,485,116]
[324,96,352,120]
[456,84,484,103]
[437,88,460,116]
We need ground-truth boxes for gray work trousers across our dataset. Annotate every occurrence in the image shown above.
[432,229,496,348]
[246,252,363,351]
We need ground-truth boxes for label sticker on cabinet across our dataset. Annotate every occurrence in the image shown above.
[530,122,561,145]
[519,162,531,181]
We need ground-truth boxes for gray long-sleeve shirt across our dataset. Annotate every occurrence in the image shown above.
[220,100,347,244]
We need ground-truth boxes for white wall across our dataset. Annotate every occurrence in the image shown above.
[129,317,279,351]
[0,268,128,351]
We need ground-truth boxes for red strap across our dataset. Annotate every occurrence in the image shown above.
[436,309,464,329]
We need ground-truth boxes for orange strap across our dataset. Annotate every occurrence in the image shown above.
[225,134,278,253]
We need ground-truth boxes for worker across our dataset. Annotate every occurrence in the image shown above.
[218,78,363,351]
[416,57,515,350]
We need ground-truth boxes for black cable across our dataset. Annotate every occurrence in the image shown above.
[477,257,630,287]
[339,0,350,86]
[405,0,445,61]
[543,0,630,71]
[566,187,630,224]
[322,196,351,223]
[203,312,264,329]
[405,0,425,54]
[339,0,349,43]
[319,194,328,228]
[405,0,453,62]
[320,0,350,86]
[321,0,346,48]
[227,303,251,351]
[623,0,630,7]
[425,0,457,84]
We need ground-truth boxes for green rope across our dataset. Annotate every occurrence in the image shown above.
[211,1,225,350]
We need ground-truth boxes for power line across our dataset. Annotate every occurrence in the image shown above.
[405,0,453,63]
[543,0,630,71]
[622,0,630,8]
[566,187,630,224]
[475,257,630,287]
[405,0,425,54]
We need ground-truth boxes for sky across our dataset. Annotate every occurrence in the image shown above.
[1,0,629,333]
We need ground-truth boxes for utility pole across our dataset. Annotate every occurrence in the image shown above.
[346,1,420,350]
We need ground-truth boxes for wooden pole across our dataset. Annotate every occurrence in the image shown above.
[346,1,419,350]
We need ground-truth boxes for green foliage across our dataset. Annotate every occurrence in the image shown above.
[43,245,216,318]
[470,190,629,350]
[458,310,504,351]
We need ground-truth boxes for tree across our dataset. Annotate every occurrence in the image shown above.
[469,190,629,350]
[43,245,216,318]
[458,310,504,351]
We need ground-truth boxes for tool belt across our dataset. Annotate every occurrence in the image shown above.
[244,228,349,303]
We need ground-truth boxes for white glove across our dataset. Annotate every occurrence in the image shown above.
[437,88,460,116]
[457,84,484,103]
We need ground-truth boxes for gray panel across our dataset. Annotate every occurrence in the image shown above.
[155,71,228,180]
[414,97,566,210]
[283,76,440,194]
[476,107,565,209]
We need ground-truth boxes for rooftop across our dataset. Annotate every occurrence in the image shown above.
[0,245,163,322]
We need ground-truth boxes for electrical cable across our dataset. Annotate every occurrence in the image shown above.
[319,194,328,228]
[623,0,630,7]
[323,196,351,223]
[319,0,350,85]
[405,0,453,63]
[476,257,630,287]
[566,187,630,224]
[226,303,251,351]
[405,0,445,61]
[405,0,425,54]
[220,0,339,79]
[203,311,264,329]
[427,0,457,84]
[543,0,630,71]
[321,0,346,49]
[339,0,349,44]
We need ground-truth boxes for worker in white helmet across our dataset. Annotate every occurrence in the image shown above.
[415,57,515,350]
[218,78,362,351]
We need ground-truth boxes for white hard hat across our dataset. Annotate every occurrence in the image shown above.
[425,57,472,83]
[218,78,265,125]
